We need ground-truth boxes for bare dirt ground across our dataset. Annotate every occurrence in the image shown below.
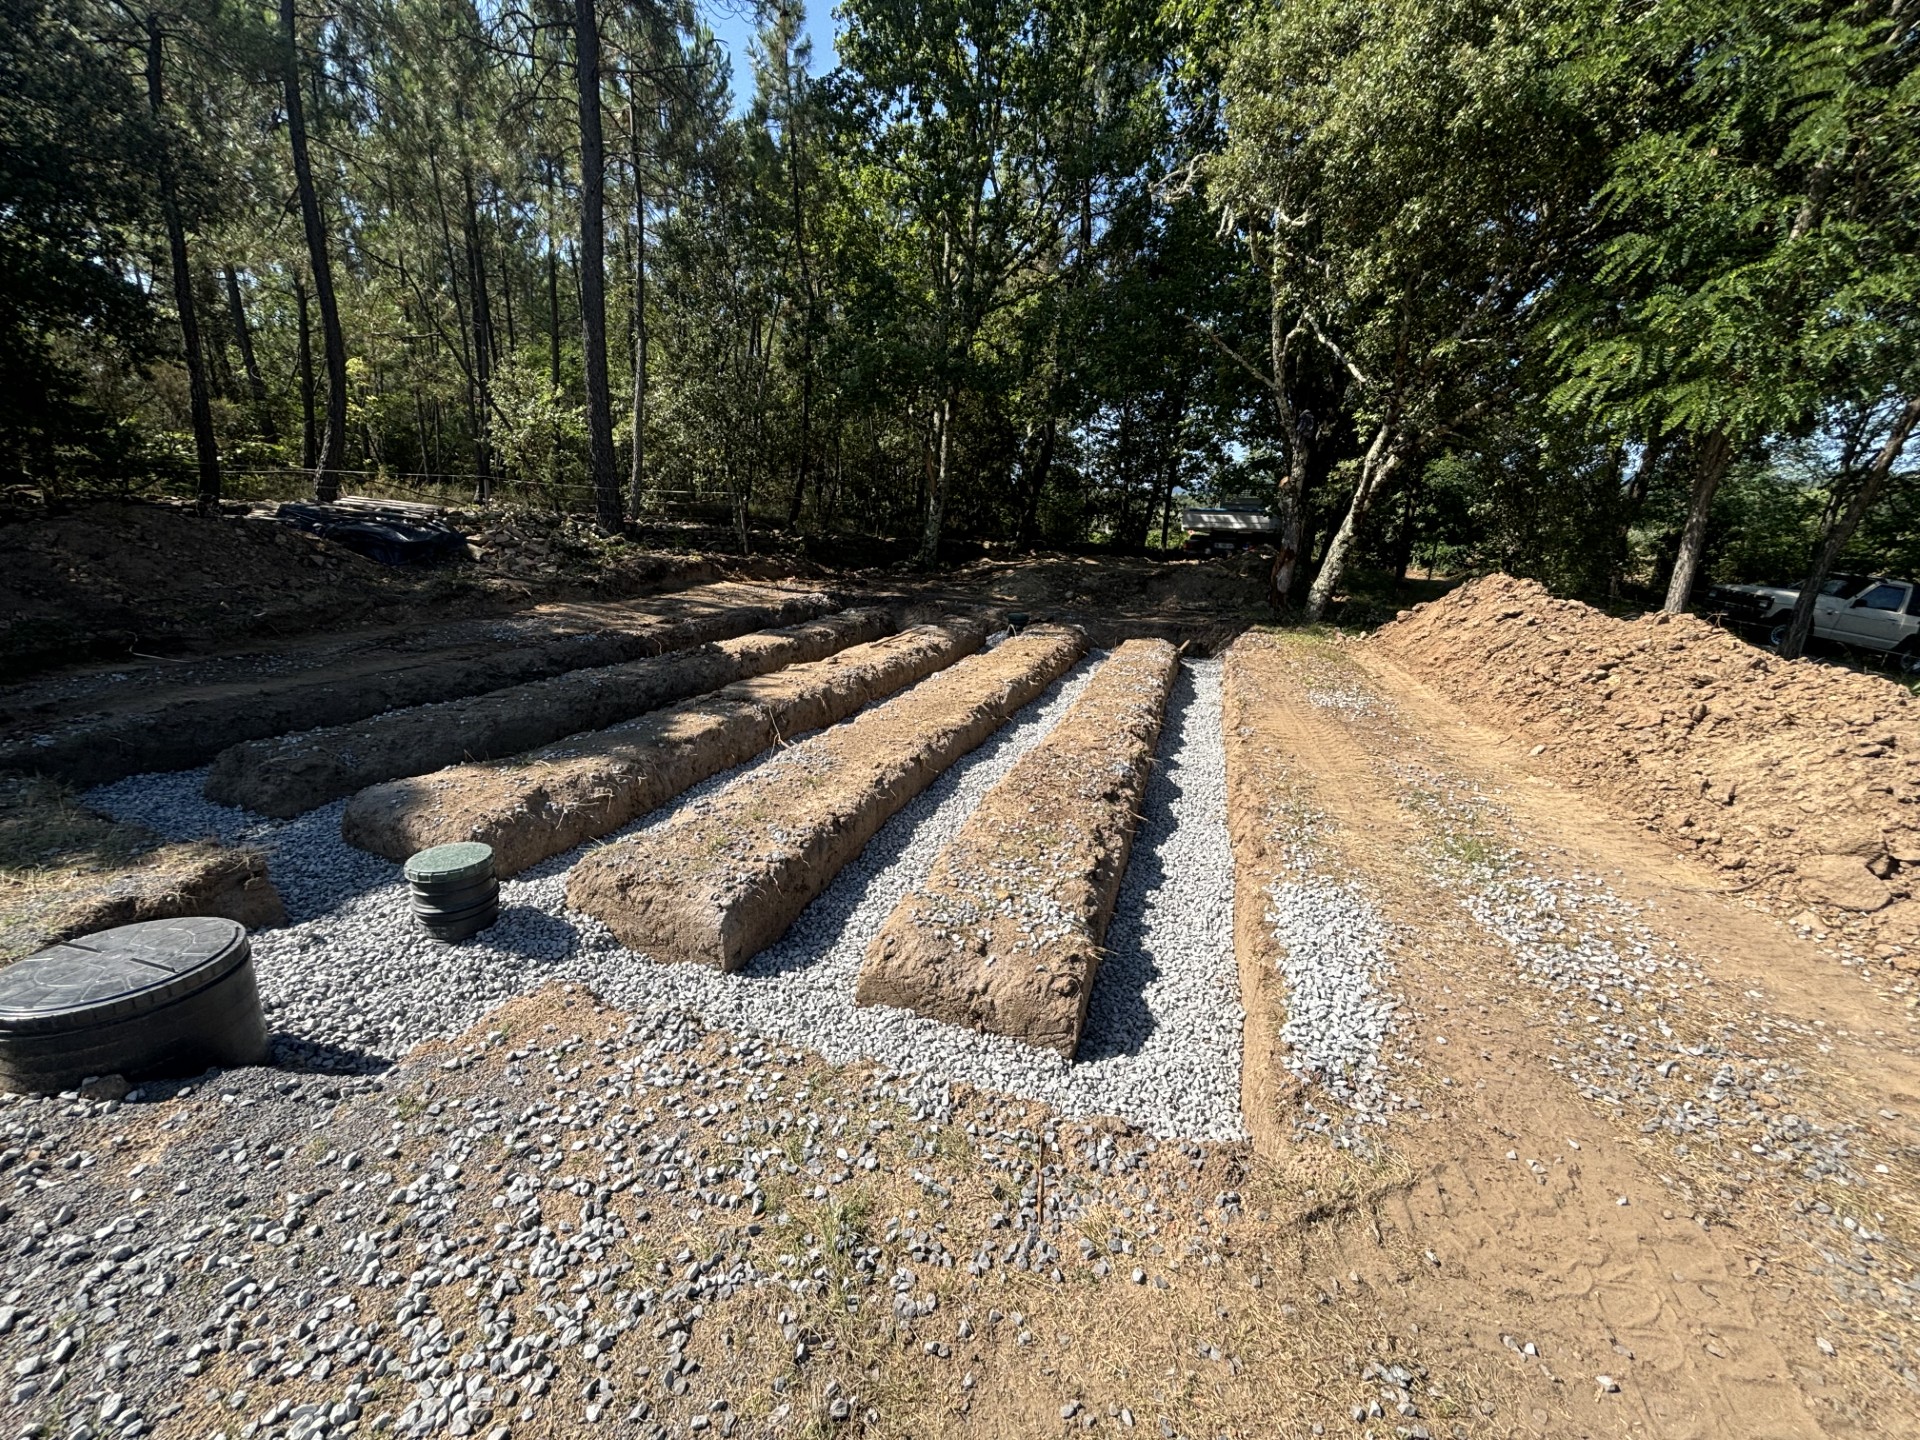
[12,555,1916,1439]
[0,500,820,679]
[0,497,1268,685]
[0,582,840,787]
[1376,574,1920,961]
[1224,628,1920,1438]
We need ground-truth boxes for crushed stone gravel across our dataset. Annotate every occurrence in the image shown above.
[1264,864,1399,1139]
[84,657,1244,1141]
[0,991,1254,1440]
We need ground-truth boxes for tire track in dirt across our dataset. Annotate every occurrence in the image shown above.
[1227,632,1851,1438]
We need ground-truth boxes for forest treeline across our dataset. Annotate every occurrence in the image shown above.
[1,0,1915,627]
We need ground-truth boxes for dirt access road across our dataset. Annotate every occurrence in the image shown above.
[1225,629,1920,1438]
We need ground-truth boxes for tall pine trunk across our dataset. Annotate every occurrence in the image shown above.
[145,16,220,514]
[1662,430,1733,614]
[280,0,346,501]
[198,266,238,402]
[784,107,814,530]
[627,96,648,517]
[294,271,316,469]
[573,0,621,533]
[1016,417,1055,550]
[463,169,494,502]
[223,265,278,442]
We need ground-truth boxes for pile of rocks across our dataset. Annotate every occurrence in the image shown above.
[1374,575,1920,965]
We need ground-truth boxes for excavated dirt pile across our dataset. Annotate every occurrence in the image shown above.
[856,639,1177,1057]
[1373,574,1920,963]
[568,626,1087,971]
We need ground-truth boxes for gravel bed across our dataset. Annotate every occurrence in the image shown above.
[1384,754,1875,1186]
[1264,862,1400,1139]
[0,992,1250,1440]
[84,657,1244,1141]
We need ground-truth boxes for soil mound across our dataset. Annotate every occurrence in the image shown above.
[1373,574,1920,963]
[0,499,817,679]
[567,626,1087,971]
[0,776,283,961]
[856,639,1177,1056]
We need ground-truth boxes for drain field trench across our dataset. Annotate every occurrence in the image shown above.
[87,653,1246,1139]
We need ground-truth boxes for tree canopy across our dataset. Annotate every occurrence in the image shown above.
[4,0,1916,614]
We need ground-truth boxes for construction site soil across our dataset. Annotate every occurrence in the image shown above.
[1374,574,1920,966]
[14,554,1920,1438]
[0,582,838,787]
[567,627,1086,970]
[0,499,815,678]
[0,773,287,961]
[857,639,1178,1057]
[342,618,988,875]
[205,607,897,818]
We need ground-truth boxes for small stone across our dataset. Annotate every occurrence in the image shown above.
[79,1075,131,1104]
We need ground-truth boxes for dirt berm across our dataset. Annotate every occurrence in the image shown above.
[4,847,285,963]
[566,626,1087,971]
[1373,574,1920,962]
[0,582,838,788]
[204,607,895,818]
[855,639,1176,1056]
[342,618,991,876]
[55,849,285,939]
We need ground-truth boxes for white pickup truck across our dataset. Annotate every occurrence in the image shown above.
[1704,572,1920,671]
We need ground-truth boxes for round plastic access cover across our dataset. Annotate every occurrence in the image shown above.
[0,917,250,1037]
[404,842,495,887]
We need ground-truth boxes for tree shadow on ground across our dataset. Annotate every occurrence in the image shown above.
[1073,664,1196,1063]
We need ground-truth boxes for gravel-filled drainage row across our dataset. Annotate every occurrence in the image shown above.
[84,657,1244,1141]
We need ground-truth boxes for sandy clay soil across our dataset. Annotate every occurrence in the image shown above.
[3,567,1917,1440]
[1219,628,1920,1438]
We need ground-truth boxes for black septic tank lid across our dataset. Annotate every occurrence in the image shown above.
[0,917,250,1037]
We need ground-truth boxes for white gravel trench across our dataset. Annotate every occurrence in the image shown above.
[88,653,1246,1142]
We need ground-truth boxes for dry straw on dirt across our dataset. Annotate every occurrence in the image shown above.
[344,618,990,875]
[1373,574,1920,963]
[0,775,282,960]
[0,583,840,787]
[206,607,894,817]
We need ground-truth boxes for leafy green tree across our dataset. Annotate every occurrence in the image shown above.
[1548,0,1919,624]
[837,0,1090,565]
[1207,0,1607,619]
[0,0,159,484]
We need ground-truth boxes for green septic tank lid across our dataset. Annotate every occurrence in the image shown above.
[404,842,495,886]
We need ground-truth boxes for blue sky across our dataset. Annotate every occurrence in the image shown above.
[703,0,840,102]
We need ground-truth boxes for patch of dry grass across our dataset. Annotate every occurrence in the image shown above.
[0,772,266,961]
